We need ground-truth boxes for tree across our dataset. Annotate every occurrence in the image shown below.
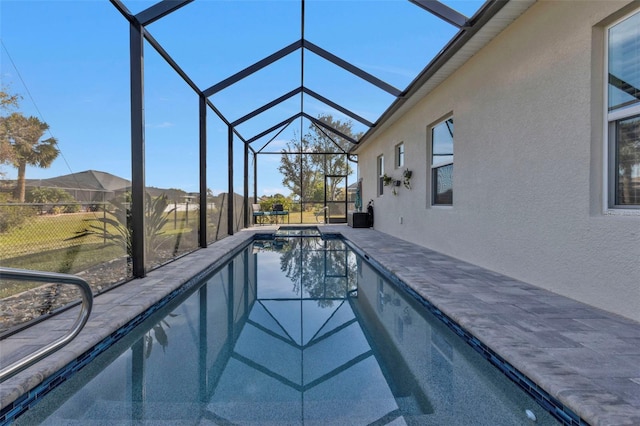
[0,89,20,111]
[278,133,316,202]
[309,114,359,200]
[278,114,360,208]
[0,89,22,170]
[258,193,292,212]
[0,113,59,201]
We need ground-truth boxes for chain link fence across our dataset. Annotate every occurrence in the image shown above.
[0,195,246,334]
[0,202,129,334]
[0,202,113,259]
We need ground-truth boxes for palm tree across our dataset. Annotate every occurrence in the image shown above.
[0,113,59,201]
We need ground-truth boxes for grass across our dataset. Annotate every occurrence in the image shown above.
[0,212,111,259]
[0,243,126,298]
[0,211,197,257]
[2,243,125,272]
[0,208,335,298]
[256,210,327,225]
[0,209,201,293]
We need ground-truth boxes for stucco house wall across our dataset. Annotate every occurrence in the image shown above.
[355,0,640,322]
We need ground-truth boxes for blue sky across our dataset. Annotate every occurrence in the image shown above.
[0,0,483,197]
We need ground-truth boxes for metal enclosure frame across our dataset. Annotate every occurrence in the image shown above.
[108,0,495,277]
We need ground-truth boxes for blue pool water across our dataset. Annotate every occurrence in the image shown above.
[15,236,557,425]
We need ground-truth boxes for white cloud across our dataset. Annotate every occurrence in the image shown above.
[258,138,290,152]
[146,121,174,129]
[260,186,291,197]
[260,154,281,164]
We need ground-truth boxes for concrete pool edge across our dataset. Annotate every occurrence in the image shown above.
[2,225,639,425]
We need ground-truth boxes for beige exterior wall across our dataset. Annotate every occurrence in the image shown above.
[356,0,640,321]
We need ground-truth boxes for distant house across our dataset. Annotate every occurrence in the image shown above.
[13,170,195,205]
[22,170,131,203]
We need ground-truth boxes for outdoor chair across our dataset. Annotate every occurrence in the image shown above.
[252,203,265,225]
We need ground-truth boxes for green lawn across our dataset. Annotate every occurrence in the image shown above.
[0,212,110,259]
[256,210,326,225]
[0,211,198,259]
[0,243,126,298]
[0,208,332,298]
[2,243,125,272]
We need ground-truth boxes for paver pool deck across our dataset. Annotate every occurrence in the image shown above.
[1,225,639,425]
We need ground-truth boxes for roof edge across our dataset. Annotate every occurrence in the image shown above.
[352,0,536,153]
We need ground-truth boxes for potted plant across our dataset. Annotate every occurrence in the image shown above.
[403,169,412,189]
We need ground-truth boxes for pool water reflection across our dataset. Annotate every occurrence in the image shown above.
[16,237,556,425]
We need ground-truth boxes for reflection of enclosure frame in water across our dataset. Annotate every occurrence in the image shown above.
[15,237,556,425]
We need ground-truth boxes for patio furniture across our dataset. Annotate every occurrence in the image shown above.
[347,211,369,228]
[252,204,265,225]
[270,204,289,224]
[252,203,289,225]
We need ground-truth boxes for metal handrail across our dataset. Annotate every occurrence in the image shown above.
[315,206,329,223]
[0,267,93,382]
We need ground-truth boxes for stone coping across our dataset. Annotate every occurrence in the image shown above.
[1,225,639,425]
[329,226,640,426]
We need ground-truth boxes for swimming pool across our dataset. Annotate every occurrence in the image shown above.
[14,236,557,424]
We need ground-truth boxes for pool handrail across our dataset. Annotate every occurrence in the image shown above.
[0,267,93,382]
[315,206,328,223]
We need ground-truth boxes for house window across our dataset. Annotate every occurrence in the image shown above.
[431,117,454,205]
[607,10,640,208]
[377,155,384,196]
[395,143,404,168]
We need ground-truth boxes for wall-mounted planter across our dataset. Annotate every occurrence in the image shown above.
[382,170,412,195]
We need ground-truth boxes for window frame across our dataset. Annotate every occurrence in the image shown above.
[395,142,405,169]
[605,9,640,210]
[377,154,384,196]
[430,116,454,206]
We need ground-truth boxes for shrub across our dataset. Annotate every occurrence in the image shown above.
[63,203,81,213]
[0,203,36,233]
[71,192,174,260]
[26,187,75,204]
[25,188,84,214]
[50,206,64,215]
[259,194,292,212]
